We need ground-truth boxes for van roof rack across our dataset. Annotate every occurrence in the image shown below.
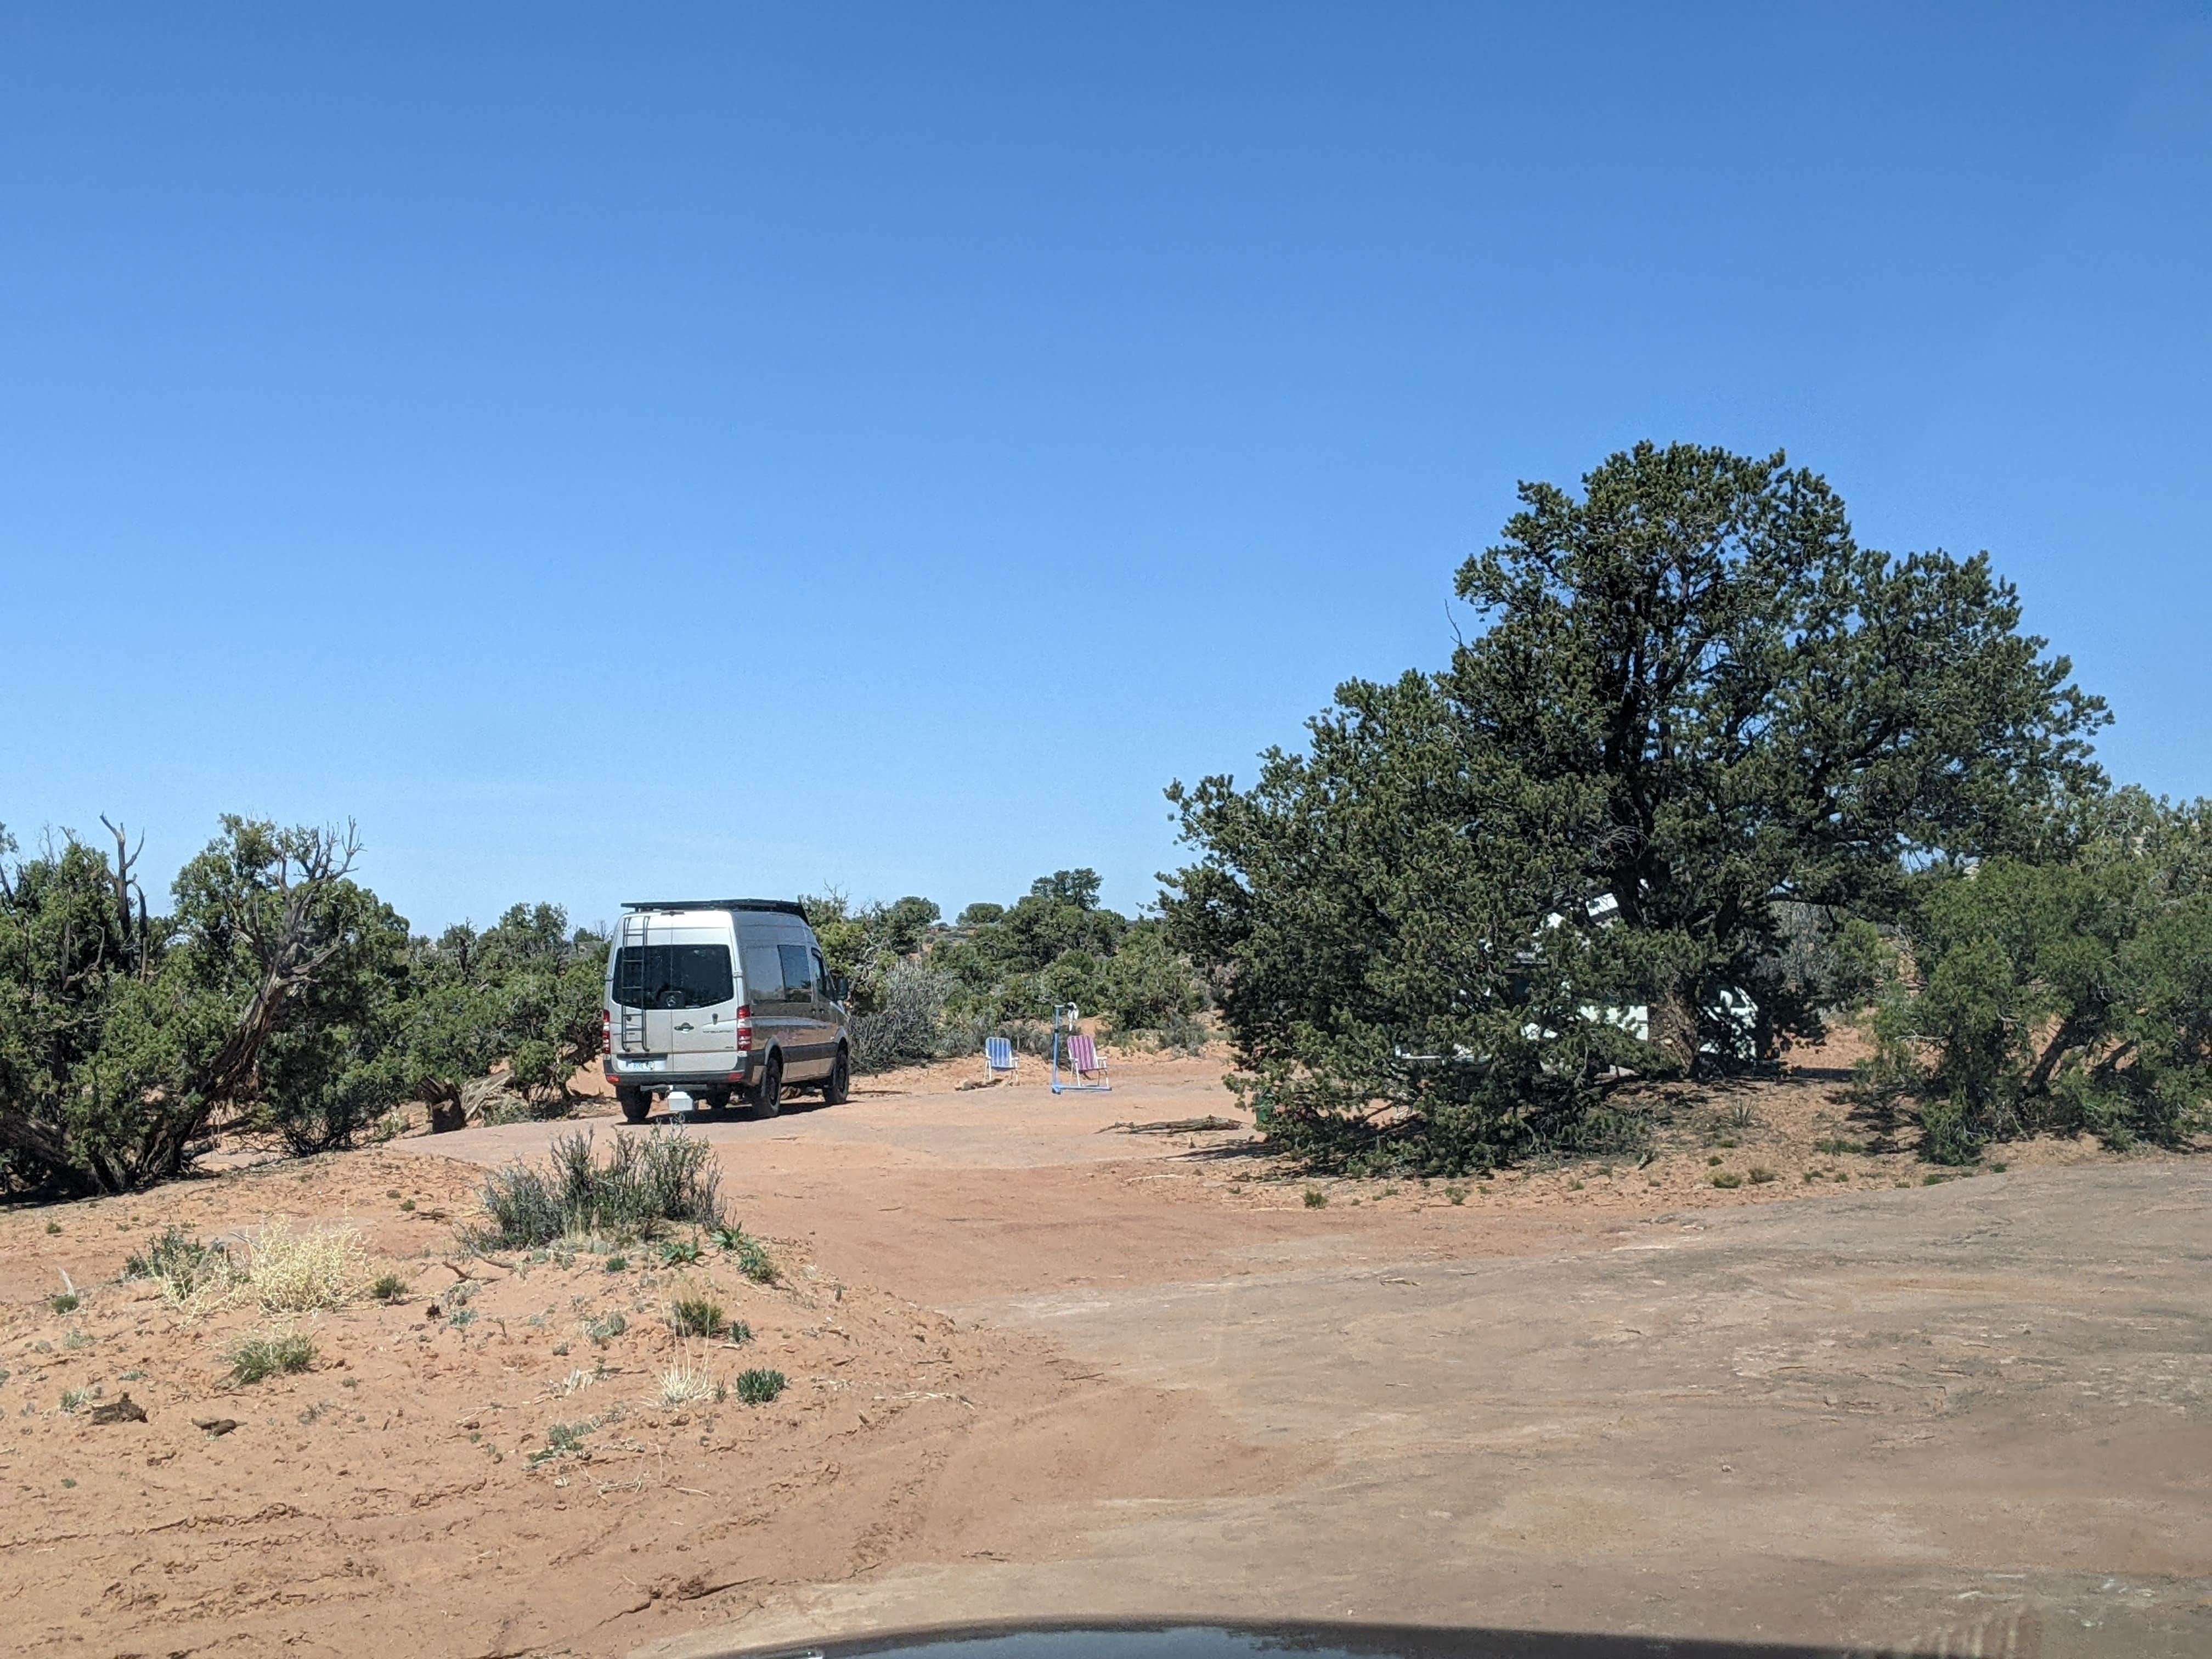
[619,899,809,918]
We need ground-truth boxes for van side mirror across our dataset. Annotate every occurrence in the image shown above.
[827,974,852,1003]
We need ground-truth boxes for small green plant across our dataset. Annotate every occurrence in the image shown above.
[531,1419,594,1462]
[46,1220,61,1235]
[1710,1171,1744,1189]
[1716,1136,1740,1149]
[1747,1167,1776,1185]
[448,1308,477,1328]
[399,1199,416,1212]
[119,1369,145,1381]
[1443,1184,1468,1205]
[587,1312,627,1346]
[603,1255,628,1273]
[1706,1155,1724,1167]
[60,1387,92,1412]
[370,1274,406,1302]
[230,1333,316,1385]
[386,1189,402,1199]
[1802,1170,1820,1183]
[1302,1187,1328,1209]
[48,1293,78,1315]
[1990,1161,2009,1173]
[733,1368,786,1405]
[1567,1178,1585,1191]
[64,1327,92,1350]
[712,1227,778,1284]
[1813,1137,1866,1155]
[1923,1172,1950,1186]
[658,1237,702,1266]
[668,1296,726,1339]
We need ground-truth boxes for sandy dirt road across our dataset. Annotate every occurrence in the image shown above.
[403,1064,2212,1659]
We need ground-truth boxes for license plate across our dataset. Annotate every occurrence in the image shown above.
[622,1056,667,1071]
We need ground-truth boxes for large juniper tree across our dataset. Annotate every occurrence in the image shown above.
[1164,442,2107,1169]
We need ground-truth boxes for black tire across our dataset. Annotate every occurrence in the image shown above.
[822,1045,850,1106]
[617,1089,650,1125]
[751,1054,783,1120]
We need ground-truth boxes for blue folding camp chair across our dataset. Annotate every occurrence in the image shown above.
[983,1035,1018,1082]
[1049,1004,1111,1093]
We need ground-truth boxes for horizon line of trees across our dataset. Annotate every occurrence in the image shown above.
[0,819,1210,1200]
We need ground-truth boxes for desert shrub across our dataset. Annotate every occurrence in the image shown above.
[848,958,953,1073]
[1872,803,2212,1159]
[667,1296,726,1339]
[1096,923,1206,1037]
[123,1226,237,1305]
[48,1292,78,1314]
[733,1368,786,1405]
[243,1218,365,1313]
[370,1273,406,1302]
[400,905,609,1133]
[467,1128,725,1249]
[0,819,410,1198]
[1711,1171,1744,1189]
[230,1331,315,1384]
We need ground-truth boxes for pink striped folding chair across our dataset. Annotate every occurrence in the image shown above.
[1053,1029,1112,1093]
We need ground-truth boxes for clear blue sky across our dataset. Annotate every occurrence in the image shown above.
[3,4,2207,933]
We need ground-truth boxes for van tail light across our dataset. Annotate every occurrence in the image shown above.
[733,1005,754,1049]
[601,1009,614,1071]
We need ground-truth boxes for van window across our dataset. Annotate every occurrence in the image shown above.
[778,943,817,1000]
[741,944,785,1002]
[611,944,733,1009]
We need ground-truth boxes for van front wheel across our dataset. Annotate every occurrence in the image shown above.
[751,1056,782,1120]
[822,1046,850,1105]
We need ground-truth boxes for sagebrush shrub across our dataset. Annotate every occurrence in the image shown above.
[469,1130,725,1248]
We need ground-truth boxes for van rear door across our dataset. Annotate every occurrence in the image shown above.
[660,925,740,1061]
[611,922,737,1062]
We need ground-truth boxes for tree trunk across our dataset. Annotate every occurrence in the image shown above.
[1649,980,1701,1077]
[425,1086,468,1135]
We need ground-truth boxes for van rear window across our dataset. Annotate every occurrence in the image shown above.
[611,944,733,1009]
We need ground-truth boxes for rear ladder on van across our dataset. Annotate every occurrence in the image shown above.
[615,910,651,1052]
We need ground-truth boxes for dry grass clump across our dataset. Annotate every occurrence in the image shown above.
[243,1218,366,1314]
[658,1363,719,1407]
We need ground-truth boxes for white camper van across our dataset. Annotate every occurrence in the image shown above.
[601,900,851,1123]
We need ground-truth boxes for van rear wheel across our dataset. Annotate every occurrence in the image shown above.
[617,1089,650,1125]
[751,1056,782,1120]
